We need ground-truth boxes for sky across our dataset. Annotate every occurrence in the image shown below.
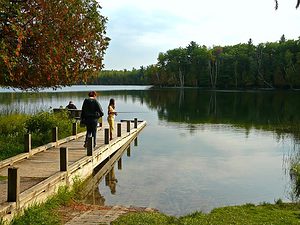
[100,0,300,70]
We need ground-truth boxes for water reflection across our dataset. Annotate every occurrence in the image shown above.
[1,87,300,135]
[81,141,133,206]
[105,167,118,195]
[145,89,300,127]
[0,85,150,114]
[1,87,300,215]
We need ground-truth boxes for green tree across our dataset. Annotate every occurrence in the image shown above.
[0,0,109,90]
[185,41,209,86]
[208,46,222,89]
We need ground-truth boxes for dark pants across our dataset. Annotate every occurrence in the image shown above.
[85,118,98,146]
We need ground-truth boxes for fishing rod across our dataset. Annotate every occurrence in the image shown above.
[115,111,148,114]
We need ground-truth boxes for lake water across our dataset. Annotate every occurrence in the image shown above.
[0,85,299,216]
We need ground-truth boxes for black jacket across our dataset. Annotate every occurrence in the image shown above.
[81,98,104,120]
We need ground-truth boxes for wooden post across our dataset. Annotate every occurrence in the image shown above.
[24,133,31,153]
[60,147,68,171]
[117,123,121,137]
[127,146,131,157]
[105,173,109,186]
[134,118,138,128]
[52,127,58,142]
[7,167,20,203]
[72,122,77,136]
[134,137,138,146]
[127,121,130,132]
[118,158,122,170]
[105,128,109,144]
[87,137,93,156]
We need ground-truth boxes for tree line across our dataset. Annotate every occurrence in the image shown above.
[96,36,300,89]
[1,1,299,90]
[88,68,147,85]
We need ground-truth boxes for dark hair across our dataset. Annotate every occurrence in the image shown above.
[109,98,115,106]
[88,91,97,97]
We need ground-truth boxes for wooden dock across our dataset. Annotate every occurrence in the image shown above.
[0,119,146,223]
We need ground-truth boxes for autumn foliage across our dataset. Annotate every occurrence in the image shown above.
[0,0,110,90]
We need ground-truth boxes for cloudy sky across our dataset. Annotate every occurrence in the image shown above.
[100,0,300,70]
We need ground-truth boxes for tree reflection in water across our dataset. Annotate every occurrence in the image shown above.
[80,143,131,206]
[1,87,300,210]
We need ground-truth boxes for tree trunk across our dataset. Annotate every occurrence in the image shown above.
[256,48,274,88]
[234,61,238,88]
[179,67,184,87]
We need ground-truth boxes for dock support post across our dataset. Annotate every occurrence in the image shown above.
[7,167,20,203]
[134,118,138,128]
[105,173,109,186]
[117,123,121,137]
[52,127,58,143]
[72,122,77,136]
[127,146,131,157]
[134,137,138,146]
[118,158,122,170]
[127,121,130,132]
[87,137,93,156]
[105,128,109,144]
[24,133,31,153]
[60,147,68,171]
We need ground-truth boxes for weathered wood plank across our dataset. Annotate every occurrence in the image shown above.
[0,120,146,223]
[0,131,87,170]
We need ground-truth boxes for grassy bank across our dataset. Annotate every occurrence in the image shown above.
[0,111,84,160]
[0,177,84,225]
[2,194,300,225]
[2,187,73,225]
[113,202,300,225]
[8,187,72,225]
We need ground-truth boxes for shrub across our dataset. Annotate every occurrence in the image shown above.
[25,111,73,147]
[0,111,76,160]
[0,114,28,160]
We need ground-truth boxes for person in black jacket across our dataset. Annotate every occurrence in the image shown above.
[66,101,77,109]
[81,91,104,148]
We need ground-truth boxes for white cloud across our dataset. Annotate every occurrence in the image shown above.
[99,0,300,69]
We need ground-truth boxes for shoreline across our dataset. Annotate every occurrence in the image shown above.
[58,201,157,225]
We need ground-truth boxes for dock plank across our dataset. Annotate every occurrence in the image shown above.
[0,121,146,222]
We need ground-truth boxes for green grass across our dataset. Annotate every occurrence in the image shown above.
[0,175,7,181]
[0,111,84,160]
[9,177,83,225]
[3,177,300,225]
[112,202,300,225]
[0,114,28,160]
[113,212,178,225]
[10,187,70,225]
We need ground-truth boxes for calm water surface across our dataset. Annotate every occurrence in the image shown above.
[0,86,299,216]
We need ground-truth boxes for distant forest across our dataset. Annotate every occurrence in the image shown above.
[89,35,300,89]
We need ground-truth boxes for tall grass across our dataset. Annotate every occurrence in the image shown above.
[10,178,82,225]
[112,202,300,225]
[0,111,83,160]
[0,114,29,160]
[25,110,73,146]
